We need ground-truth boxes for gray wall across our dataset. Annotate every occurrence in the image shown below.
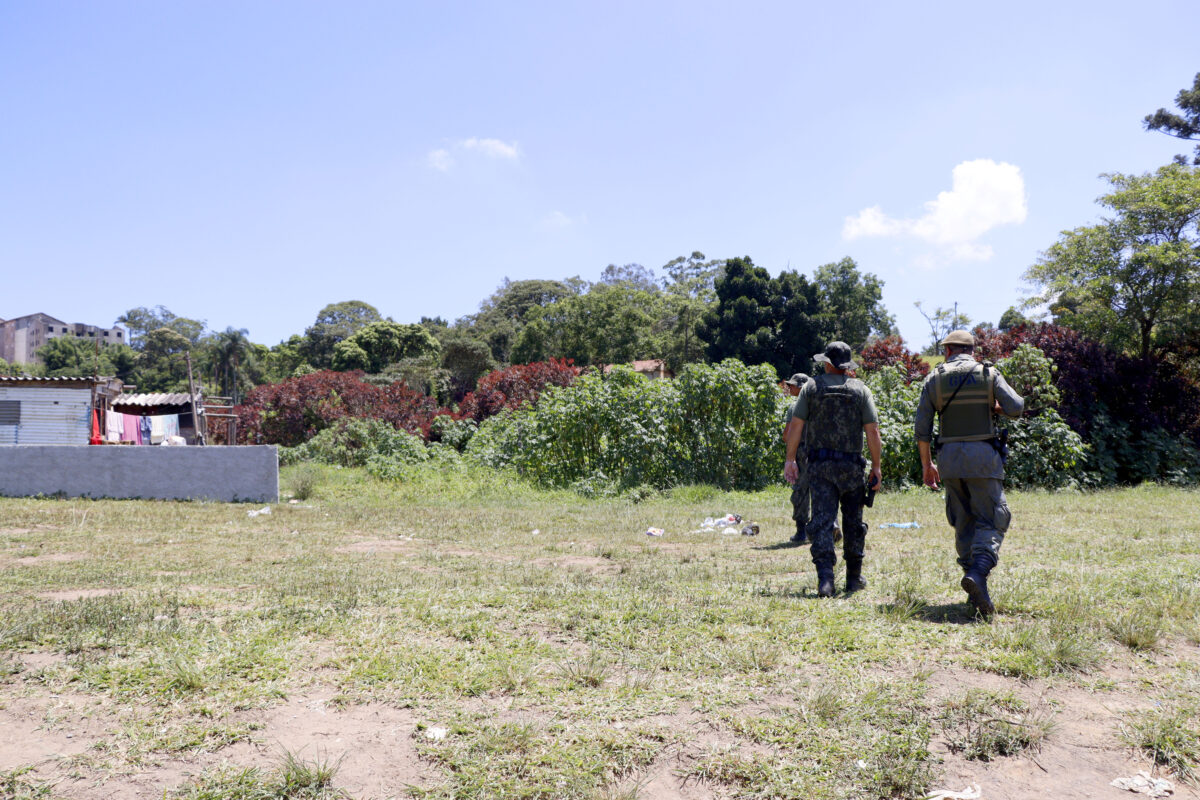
[0,445,278,502]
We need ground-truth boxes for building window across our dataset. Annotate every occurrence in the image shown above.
[88,331,94,337]
[0,401,19,425]
[47,325,53,332]
[103,331,109,337]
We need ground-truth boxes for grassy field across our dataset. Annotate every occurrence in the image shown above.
[1,466,1198,800]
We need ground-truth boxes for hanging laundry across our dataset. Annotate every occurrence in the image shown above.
[122,413,141,444]
[140,416,152,444]
[149,415,166,444]
[162,414,180,440]
[105,411,122,443]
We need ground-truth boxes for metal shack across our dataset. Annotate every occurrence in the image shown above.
[0,376,123,445]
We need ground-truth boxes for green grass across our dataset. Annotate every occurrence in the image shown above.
[1,469,1199,797]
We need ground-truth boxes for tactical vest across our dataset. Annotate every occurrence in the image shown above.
[934,359,995,443]
[806,377,864,454]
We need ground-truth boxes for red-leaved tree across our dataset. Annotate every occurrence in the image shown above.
[858,336,930,384]
[236,370,439,446]
[457,359,582,423]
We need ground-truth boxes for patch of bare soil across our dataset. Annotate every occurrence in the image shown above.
[923,661,1200,800]
[19,692,438,800]
[334,539,415,555]
[11,552,87,567]
[36,589,120,602]
[529,555,622,575]
[0,693,109,772]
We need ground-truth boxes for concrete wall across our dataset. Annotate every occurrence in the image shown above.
[0,445,278,502]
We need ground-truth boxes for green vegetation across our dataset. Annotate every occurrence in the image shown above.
[1,469,1198,797]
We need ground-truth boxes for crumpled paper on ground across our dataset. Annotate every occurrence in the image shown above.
[1111,772,1174,798]
[924,786,981,800]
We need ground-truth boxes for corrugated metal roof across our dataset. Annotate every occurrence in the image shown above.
[115,392,195,407]
[0,376,103,384]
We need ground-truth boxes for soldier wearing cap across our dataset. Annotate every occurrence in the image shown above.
[782,373,812,544]
[784,342,882,598]
[915,329,1024,617]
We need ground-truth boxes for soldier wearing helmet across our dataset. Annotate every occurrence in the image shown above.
[914,329,1024,617]
[784,342,883,598]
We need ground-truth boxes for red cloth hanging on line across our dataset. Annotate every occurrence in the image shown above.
[89,409,103,444]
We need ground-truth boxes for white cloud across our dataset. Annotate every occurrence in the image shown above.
[540,210,585,230]
[426,148,453,171]
[461,137,520,160]
[842,159,1027,262]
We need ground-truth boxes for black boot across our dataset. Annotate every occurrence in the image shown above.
[961,553,996,617]
[845,559,866,594]
[817,566,836,598]
[790,520,809,544]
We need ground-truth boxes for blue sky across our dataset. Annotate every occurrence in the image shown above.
[1,1,1195,352]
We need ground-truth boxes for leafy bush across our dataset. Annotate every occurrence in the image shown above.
[428,413,477,451]
[861,365,923,486]
[286,417,429,468]
[467,359,786,491]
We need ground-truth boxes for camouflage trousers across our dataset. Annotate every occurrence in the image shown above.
[807,463,866,571]
[790,463,810,525]
[943,477,1011,572]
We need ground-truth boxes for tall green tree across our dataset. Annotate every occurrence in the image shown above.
[301,301,383,368]
[697,256,779,368]
[811,257,895,350]
[208,327,253,402]
[660,251,722,370]
[1145,72,1200,165]
[116,306,206,349]
[468,279,577,362]
[331,321,441,373]
[38,337,136,382]
[1025,163,1200,359]
[513,284,665,366]
[772,269,824,377]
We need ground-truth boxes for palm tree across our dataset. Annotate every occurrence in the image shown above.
[212,327,252,404]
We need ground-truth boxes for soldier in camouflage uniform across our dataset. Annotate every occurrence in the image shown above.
[785,342,882,598]
[782,373,811,544]
[915,330,1024,617]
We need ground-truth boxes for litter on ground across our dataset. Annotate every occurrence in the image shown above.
[247,506,272,518]
[924,786,981,800]
[1111,772,1174,798]
[645,527,665,537]
[880,521,920,529]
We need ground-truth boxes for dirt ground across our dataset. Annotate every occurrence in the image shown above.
[2,649,1197,800]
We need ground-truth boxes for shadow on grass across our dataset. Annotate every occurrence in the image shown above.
[875,600,987,625]
[751,540,809,551]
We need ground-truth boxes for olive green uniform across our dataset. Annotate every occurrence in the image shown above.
[914,354,1024,572]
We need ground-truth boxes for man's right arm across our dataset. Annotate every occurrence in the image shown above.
[914,380,940,489]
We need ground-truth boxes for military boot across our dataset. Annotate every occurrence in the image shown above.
[845,559,867,594]
[817,566,836,598]
[790,520,809,544]
[961,553,996,617]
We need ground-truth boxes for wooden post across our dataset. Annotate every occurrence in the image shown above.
[185,351,205,446]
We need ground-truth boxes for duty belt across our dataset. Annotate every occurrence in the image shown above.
[806,447,866,467]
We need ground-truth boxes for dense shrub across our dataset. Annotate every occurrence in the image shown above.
[456,359,582,423]
[236,370,439,446]
[467,359,786,492]
[861,365,923,486]
[281,417,429,467]
[428,413,477,451]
